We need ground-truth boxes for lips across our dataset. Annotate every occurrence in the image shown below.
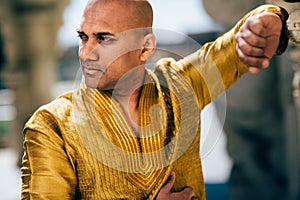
[82,66,104,75]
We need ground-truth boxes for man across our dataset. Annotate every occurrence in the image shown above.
[21,0,288,199]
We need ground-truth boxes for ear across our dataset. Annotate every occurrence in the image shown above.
[140,33,156,62]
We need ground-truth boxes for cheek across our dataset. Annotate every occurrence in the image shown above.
[100,48,127,68]
[105,57,134,81]
[111,50,141,69]
[100,48,142,80]
[111,39,142,61]
[124,50,143,65]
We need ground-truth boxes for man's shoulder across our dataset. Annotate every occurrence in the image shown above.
[42,91,74,114]
[25,91,74,129]
[153,57,182,78]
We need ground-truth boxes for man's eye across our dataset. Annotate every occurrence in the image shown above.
[96,36,114,44]
[78,34,88,42]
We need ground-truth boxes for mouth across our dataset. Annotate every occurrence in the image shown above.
[82,66,104,75]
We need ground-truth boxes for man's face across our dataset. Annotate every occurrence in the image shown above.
[78,1,146,90]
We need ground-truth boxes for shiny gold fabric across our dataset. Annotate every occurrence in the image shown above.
[21,5,288,200]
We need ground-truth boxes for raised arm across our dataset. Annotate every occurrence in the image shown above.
[172,5,289,110]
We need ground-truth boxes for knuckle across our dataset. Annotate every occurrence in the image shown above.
[249,20,260,30]
[240,56,248,64]
[183,187,193,192]
[239,54,249,65]
[238,43,250,56]
[237,40,246,51]
[183,187,195,198]
[250,18,262,28]
[235,33,240,40]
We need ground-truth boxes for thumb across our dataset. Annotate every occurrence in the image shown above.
[161,171,176,192]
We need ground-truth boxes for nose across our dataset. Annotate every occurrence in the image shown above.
[79,41,100,61]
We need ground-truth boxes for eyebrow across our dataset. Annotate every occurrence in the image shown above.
[76,30,115,37]
[93,32,115,38]
[76,30,87,35]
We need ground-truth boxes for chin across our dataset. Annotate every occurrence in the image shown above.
[85,80,113,92]
[84,77,99,89]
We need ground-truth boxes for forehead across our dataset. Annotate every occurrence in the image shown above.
[80,1,136,33]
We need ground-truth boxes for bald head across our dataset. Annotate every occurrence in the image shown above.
[84,0,153,29]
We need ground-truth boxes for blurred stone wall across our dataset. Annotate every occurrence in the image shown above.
[0,0,69,163]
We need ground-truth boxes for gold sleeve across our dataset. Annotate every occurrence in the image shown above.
[173,5,289,110]
[21,108,77,199]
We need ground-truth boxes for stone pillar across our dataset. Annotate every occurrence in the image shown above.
[0,0,69,165]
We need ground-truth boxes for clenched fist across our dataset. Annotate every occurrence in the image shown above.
[235,12,283,73]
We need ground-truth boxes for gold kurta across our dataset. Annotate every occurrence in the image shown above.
[21,5,288,200]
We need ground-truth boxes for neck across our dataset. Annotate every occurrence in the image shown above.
[110,68,146,135]
[111,67,146,109]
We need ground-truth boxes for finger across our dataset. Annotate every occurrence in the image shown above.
[161,171,176,192]
[248,67,261,74]
[238,22,267,48]
[236,46,269,68]
[181,187,195,199]
[248,60,269,74]
[247,16,267,38]
[236,36,265,57]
